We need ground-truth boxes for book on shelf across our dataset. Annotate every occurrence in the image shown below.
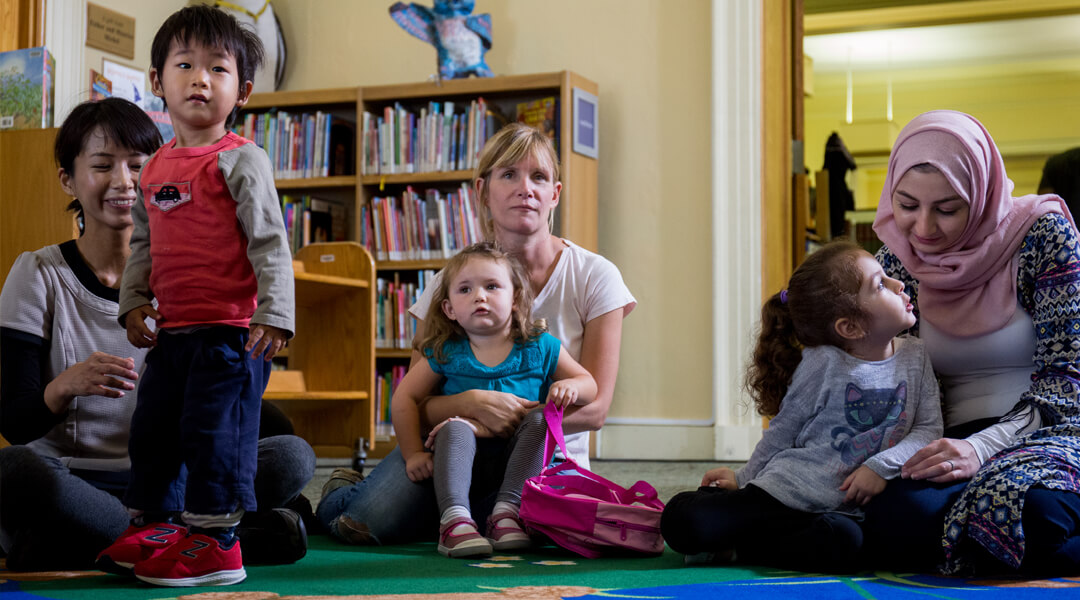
[280,194,347,253]
[361,183,483,261]
[235,110,355,179]
[516,96,558,149]
[375,270,436,350]
[361,97,494,175]
[374,364,408,434]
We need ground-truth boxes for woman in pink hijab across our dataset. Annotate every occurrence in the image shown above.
[865,110,1080,575]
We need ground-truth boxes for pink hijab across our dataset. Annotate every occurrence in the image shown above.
[872,110,1072,338]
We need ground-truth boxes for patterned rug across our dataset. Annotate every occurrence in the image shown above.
[6,537,1080,599]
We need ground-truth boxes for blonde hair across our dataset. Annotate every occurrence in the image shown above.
[416,241,546,363]
[473,123,561,240]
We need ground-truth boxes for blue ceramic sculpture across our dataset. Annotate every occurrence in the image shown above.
[389,0,493,79]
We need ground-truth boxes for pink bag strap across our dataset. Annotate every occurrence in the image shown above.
[539,403,664,510]
[542,401,571,466]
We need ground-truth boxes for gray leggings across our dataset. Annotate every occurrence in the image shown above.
[434,408,547,515]
[0,435,315,571]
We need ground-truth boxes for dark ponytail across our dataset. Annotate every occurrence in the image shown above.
[744,241,868,417]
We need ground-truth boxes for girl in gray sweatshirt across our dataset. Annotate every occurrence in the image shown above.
[661,241,942,573]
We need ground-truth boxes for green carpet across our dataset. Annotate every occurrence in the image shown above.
[6,536,1080,599]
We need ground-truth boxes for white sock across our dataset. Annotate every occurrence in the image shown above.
[493,501,522,530]
[440,505,471,526]
[493,501,519,517]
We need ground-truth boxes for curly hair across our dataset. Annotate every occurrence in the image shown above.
[744,241,869,417]
[416,241,546,363]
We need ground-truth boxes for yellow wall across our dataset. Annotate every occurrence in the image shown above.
[805,59,1080,210]
[88,0,716,426]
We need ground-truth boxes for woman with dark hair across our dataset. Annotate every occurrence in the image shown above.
[866,110,1080,576]
[0,98,314,570]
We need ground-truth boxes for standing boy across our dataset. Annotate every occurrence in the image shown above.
[96,5,294,587]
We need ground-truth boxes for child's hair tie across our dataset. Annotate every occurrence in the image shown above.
[780,289,789,304]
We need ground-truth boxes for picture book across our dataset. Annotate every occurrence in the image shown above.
[0,46,55,130]
[90,70,112,101]
[516,96,557,144]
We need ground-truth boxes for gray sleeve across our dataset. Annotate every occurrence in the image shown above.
[735,357,822,487]
[118,174,155,327]
[863,344,944,479]
[966,407,1041,464]
[220,144,295,337]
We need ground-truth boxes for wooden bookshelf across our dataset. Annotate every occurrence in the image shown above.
[0,128,77,283]
[358,72,599,449]
[244,71,599,456]
[263,242,376,461]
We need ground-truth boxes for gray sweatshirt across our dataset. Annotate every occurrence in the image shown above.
[736,336,943,515]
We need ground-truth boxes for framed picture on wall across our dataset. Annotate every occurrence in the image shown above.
[572,87,598,158]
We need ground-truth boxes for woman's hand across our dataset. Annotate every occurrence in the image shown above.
[901,438,979,482]
[43,352,139,414]
[701,467,737,490]
[467,390,538,437]
[840,465,887,505]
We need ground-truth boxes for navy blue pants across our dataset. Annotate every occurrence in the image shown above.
[125,327,269,515]
[863,420,1080,574]
[661,484,864,573]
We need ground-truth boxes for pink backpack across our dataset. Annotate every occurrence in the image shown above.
[518,403,666,558]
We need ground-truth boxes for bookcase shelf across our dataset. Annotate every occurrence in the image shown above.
[243,71,598,459]
[263,242,376,462]
[275,175,357,190]
[377,258,448,271]
[360,171,472,185]
[377,348,414,359]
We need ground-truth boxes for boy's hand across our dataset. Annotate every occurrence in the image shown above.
[405,451,434,482]
[701,467,737,489]
[125,305,161,348]
[840,465,887,505]
[247,324,289,361]
[546,380,580,407]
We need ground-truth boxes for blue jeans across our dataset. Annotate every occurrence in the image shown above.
[317,437,515,545]
[0,434,314,571]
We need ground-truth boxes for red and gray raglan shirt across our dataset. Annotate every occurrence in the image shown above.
[119,132,294,337]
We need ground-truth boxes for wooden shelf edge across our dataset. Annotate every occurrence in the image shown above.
[360,72,568,101]
[377,348,413,358]
[295,271,370,288]
[264,391,369,401]
[246,87,358,109]
[275,175,357,189]
[360,170,472,185]
[376,258,448,270]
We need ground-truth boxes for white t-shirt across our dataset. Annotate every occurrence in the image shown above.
[410,239,636,467]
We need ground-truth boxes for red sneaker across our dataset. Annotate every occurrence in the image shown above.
[95,522,187,576]
[134,533,245,587]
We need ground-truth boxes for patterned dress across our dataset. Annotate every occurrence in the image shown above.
[877,212,1080,573]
